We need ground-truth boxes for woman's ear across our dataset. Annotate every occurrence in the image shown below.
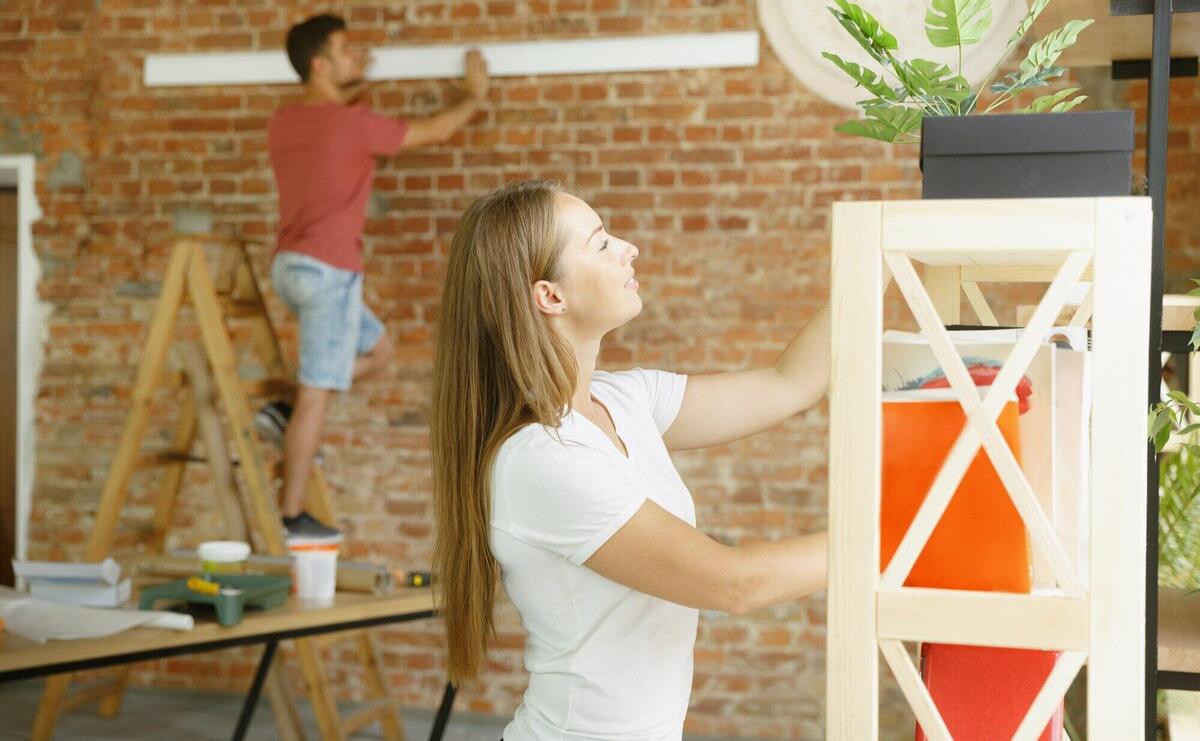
[532,279,567,316]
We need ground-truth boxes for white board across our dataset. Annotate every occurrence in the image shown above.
[144,31,760,87]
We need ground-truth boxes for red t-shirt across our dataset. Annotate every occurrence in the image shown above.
[267,102,409,273]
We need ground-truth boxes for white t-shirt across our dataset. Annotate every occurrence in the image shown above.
[490,368,697,740]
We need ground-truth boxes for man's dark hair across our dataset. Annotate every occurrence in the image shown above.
[286,14,346,82]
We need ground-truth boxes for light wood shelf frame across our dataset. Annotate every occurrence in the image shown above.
[827,197,1152,740]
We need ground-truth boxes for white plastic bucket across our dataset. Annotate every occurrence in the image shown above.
[198,540,251,575]
[288,539,340,602]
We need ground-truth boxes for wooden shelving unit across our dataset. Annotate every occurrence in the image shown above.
[827,196,1152,740]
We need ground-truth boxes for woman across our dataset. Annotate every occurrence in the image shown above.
[431,180,829,739]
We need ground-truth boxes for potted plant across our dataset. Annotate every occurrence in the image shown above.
[823,0,1133,199]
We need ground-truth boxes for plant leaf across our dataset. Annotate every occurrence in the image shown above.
[900,58,973,104]
[925,0,993,48]
[834,105,923,143]
[1191,323,1200,351]
[1051,94,1087,112]
[1021,86,1080,113]
[1158,424,1174,452]
[1169,390,1200,416]
[990,65,1065,94]
[1016,19,1094,88]
[827,0,899,63]
[1008,0,1051,47]
[821,52,896,100]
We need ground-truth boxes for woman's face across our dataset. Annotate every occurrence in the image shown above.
[539,192,641,337]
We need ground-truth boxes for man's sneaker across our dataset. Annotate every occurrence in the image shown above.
[282,511,342,542]
[255,399,324,465]
[255,400,292,446]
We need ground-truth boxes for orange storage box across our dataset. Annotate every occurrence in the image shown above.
[881,394,1031,593]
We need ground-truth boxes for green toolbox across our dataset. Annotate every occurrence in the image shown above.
[138,574,292,627]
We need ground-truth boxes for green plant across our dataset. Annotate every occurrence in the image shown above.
[1148,280,1200,595]
[822,0,1094,142]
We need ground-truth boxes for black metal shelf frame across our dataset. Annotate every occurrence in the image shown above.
[1112,1,1200,737]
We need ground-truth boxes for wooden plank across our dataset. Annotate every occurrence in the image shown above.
[961,281,1000,326]
[881,198,1097,259]
[86,241,193,561]
[0,588,436,674]
[882,250,1089,597]
[1013,652,1087,741]
[1069,286,1095,327]
[186,252,284,555]
[878,639,951,741]
[265,664,306,741]
[1088,197,1151,739]
[876,589,1089,651]
[357,630,405,741]
[295,639,345,741]
[1034,0,1200,66]
[339,699,393,737]
[31,674,70,741]
[1164,294,1200,332]
[148,395,197,553]
[961,265,1094,284]
[827,201,883,740]
[61,676,124,712]
[144,32,761,86]
[1158,587,1200,673]
[179,342,247,542]
[922,265,961,325]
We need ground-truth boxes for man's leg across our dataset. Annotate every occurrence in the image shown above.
[352,331,393,382]
[279,384,331,519]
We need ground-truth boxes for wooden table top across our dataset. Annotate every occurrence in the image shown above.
[0,587,436,678]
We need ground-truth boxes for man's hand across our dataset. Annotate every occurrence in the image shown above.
[463,49,490,102]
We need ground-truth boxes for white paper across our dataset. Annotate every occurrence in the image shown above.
[0,593,193,643]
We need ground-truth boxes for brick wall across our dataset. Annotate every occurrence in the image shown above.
[5,1,1198,738]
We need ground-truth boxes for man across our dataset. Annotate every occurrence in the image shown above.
[259,13,490,540]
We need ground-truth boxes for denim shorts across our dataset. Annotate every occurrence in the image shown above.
[271,251,385,392]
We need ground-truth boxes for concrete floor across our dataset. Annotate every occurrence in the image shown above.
[0,679,505,741]
[0,679,747,740]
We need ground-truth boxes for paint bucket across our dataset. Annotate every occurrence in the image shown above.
[287,536,341,603]
[881,389,1030,593]
[198,541,251,575]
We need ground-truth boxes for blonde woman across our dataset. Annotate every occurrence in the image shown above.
[432,180,831,739]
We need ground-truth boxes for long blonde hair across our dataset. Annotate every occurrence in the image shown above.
[431,180,576,684]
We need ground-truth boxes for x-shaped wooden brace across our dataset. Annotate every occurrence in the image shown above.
[876,249,1094,741]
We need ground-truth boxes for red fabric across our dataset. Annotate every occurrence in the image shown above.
[268,102,408,272]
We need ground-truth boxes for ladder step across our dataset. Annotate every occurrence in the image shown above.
[339,699,395,736]
[138,451,240,469]
[157,371,293,400]
[242,378,294,399]
[218,297,263,318]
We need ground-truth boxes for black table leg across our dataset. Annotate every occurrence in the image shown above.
[232,640,278,741]
[428,682,456,741]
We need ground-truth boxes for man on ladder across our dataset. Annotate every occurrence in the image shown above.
[257,13,491,540]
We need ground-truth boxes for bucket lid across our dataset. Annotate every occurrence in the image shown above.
[883,388,1018,402]
[198,540,251,561]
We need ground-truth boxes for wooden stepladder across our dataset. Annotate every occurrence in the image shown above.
[32,234,406,741]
